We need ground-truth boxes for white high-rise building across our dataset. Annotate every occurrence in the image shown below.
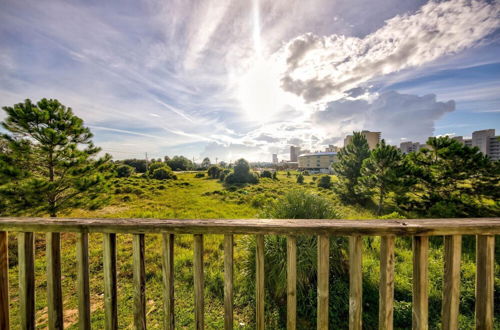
[452,129,499,161]
[272,154,278,164]
[290,146,301,162]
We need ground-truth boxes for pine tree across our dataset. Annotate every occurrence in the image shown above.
[0,98,112,217]
[358,140,403,215]
[333,131,371,203]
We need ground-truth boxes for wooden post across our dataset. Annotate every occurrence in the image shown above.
[256,234,265,330]
[103,233,118,330]
[47,232,63,330]
[317,234,329,330]
[379,236,395,330]
[349,236,362,330]
[287,236,297,330]
[161,233,175,330]
[476,235,494,330]
[133,234,146,330]
[19,232,35,330]
[442,235,461,330]
[412,236,428,330]
[194,234,204,330]
[0,231,9,330]
[224,234,233,330]
[77,232,91,330]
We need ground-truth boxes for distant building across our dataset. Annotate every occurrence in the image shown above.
[298,152,338,173]
[290,146,301,162]
[325,145,340,152]
[453,129,499,161]
[400,141,424,154]
[344,131,381,150]
[272,154,278,164]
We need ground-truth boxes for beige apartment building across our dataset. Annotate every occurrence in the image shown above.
[455,129,500,161]
[298,152,338,173]
[344,130,381,150]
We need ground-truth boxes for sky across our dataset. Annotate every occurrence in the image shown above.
[0,0,499,162]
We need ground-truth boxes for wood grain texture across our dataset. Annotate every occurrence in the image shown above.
[194,234,204,330]
[379,236,395,330]
[287,236,297,330]
[47,232,63,330]
[442,235,461,330]
[256,234,265,330]
[19,232,35,330]
[133,234,146,330]
[1,217,499,236]
[412,236,428,330]
[161,233,175,330]
[349,236,362,330]
[224,234,233,330]
[317,234,329,330]
[103,233,118,330]
[0,232,9,330]
[77,232,91,330]
[475,235,494,330]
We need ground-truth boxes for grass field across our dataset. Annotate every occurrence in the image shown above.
[5,171,499,329]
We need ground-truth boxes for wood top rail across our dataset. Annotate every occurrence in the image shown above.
[0,217,499,236]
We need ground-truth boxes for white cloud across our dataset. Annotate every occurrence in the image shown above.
[280,0,500,102]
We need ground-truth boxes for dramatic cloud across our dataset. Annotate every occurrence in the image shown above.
[281,0,500,102]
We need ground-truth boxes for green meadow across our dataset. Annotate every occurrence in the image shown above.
[5,172,499,329]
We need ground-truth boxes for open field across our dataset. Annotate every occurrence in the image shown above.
[5,171,499,329]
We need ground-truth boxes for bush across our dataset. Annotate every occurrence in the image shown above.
[261,170,272,178]
[116,164,134,178]
[317,175,332,189]
[195,173,205,178]
[302,170,310,176]
[272,171,278,180]
[296,174,304,184]
[224,159,259,185]
[207,166,222,179]
[152,167,175,180]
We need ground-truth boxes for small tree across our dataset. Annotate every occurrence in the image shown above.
[333,131,371,203]
[0,98,111,217]
[272,171,278,180]
[201,157,211,169]
[296,173,304,184]
[317,175,332,189]
[261,170,272,178]
[207,165,222,179]
[152,167,175,180]
[116,164,135,178]
[224,158,259,184]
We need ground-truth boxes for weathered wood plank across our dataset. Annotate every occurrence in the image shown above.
[0,231,9,330]
[256,234,265,330]
[349,236,362,330]
[77,232,91,330]
[161,233,175,330]
[194,234,204,330]
[379,236,395,330]
[133,234,146,330]
[224,234,233,330]
[287,236,297,330]
[475,235,494,330]
[442,235,461,330]
[103,233,118,330]
[47,232,63,330]
[412,236,428,330]
[317,234,329,330]
[1,217,500,236]
[19,232,35,330]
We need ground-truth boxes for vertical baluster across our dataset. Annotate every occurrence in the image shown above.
[317,234,329,330]
[133,234,146,330]
[379,236,395,330]
[19,232,35,330]
[47,232,63,329]
[349,236,362,330]
[162,233,175,330]
[224,234,233,330]
[475,235,494,330]
[256,234,265,330]
[442,235,461,330]
[77,232,91,330]
[194,234,204,330]
[0,231,9,329]
[412,236,428,330]
[103,233,117,330]
[287,236,297,330]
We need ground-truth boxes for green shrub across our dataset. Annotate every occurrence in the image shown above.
[152,167,175,180]
[195,173,205,178]
[317,175,332,189]
[302,170,310,176]
[261,170,272,178]
[297,174,304,184]
[116,164,135,178]
[207,166,222,179]
[224,159,259,185]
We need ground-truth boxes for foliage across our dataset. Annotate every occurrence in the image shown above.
[224,159,259,185]
[358,140,404,215]
[333,131,371,203]
[0,98,111,217]
[207,165,222,179]
[261,170,272,178]
[296,173,304,184]
[166,155,194,171]
[151,167,176,180]
[272,171,278,180]
[116,164,135,178]
[122,158,147,173]
[317,175,332,189]
[201,157,211,169]
[194,172,205,178]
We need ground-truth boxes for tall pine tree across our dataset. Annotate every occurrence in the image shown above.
[0,98,112,217]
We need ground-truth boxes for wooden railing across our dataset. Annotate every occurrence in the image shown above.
[0,217,498,329]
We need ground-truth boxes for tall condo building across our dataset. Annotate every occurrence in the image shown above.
[344,130,381,150]
[400,141,423,154]
[290,146,301,162]
[272,154,278,164]
[449,129,499,161]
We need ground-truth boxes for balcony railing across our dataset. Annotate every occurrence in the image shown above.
[0,217,498,329]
